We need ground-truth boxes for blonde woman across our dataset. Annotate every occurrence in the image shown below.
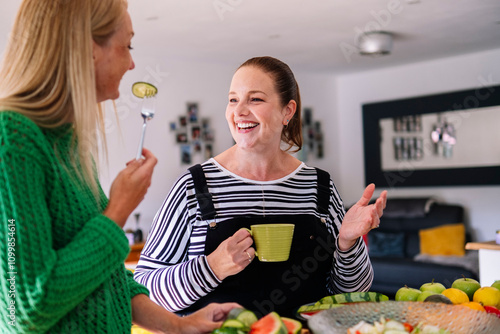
[0,0,237,333]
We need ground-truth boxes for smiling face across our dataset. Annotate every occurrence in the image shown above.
[94,12,135,103]
[226,65,295,152]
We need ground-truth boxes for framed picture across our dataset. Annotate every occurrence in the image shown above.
[203,129,214,142]
[303,107,312,126]
[204,143,213,160]
[181,144,191,164]
[187,103,198,123]
[169,122,177,131]
[176,132,188,143]
[201,118,210,130]
[317,142,324,159]
[362,84,500,187]
[191,125,201,140]
[179,116,187,127]
[193,140,202,152]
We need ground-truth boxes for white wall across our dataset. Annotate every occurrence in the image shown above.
[335,48,500,242]
[99,56,338,234]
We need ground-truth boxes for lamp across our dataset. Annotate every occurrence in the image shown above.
[358,31,393,55]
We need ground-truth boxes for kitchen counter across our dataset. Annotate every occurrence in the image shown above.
[465,240,500,286]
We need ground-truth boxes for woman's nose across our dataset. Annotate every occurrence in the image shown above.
[129,58,135,70]
[234,102,249,116]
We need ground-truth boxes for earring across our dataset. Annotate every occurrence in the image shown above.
[284,119,289,128]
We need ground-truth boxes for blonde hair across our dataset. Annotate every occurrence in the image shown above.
[0,0,127,197]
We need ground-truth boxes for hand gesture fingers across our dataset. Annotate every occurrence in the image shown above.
[374,189,388,217]
[339,184,387,250]
[356,183,376,207]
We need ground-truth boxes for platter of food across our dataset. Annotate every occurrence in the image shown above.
[307,301,500,334]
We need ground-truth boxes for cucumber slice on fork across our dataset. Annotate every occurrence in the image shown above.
[132,82,158,98]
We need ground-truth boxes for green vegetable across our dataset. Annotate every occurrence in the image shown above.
[211,327,246,334]
[132,82,158,98]
[316,291,389,305]
[227,308,258,328]
[221,319,248,331]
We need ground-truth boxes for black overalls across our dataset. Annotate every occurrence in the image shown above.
[183,164,335,317]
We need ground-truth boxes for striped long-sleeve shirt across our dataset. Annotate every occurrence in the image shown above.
[134,159,373,312]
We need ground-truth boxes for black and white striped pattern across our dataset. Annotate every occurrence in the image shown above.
[134,159,373,312]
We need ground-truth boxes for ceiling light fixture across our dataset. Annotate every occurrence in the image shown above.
[358,31,393,56]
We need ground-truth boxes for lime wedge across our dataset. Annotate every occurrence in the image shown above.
[132,82,158,98]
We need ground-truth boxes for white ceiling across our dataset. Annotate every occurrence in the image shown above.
[1,0,500,74]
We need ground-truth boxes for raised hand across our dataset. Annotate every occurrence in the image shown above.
[206,228,255,280]
[104,148,158,227]
[338,183,387,251]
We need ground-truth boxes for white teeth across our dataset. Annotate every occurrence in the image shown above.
[237,122,258,129]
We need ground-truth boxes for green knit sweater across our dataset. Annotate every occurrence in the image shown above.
[0,111,149,333]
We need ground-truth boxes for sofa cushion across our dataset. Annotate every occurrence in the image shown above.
[376,203,465,258]
[406,233,420,258]
[368,231,405,258]
[419,223,466,256]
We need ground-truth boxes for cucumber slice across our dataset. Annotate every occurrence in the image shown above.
[317,292,389,304]
[211,328,245,334]
[221,319,247,330]
[132,82,158,98]
[227,308,258,328]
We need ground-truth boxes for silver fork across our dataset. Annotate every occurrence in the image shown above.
[135,92,156,160]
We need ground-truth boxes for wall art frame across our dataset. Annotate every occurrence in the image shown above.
[362,84,500,188]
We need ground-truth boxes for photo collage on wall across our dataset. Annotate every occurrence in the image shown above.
[298,107,324,162]
[392,115,423,161]
[170,103,215,164]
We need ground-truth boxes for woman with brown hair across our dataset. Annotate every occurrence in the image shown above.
[0,0,237,332]
[135,56,387,317]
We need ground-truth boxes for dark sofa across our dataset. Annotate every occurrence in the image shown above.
[368,199,478,299]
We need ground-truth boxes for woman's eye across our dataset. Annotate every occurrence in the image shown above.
[251,98,263,102]
[229,98,237,103]
[128,45,134,50]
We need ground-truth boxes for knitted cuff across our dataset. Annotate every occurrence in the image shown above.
[88,215,130,262]
[126,269,150,298]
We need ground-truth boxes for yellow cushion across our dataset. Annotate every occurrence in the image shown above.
[419,223,466,256]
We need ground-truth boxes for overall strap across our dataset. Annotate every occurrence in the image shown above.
[315,168,331,215]
[188,164,216,220]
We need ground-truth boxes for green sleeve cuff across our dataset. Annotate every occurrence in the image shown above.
[87,214,130,262]
[126,269,150,297]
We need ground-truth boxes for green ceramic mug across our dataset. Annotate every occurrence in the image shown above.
[245,224,295,262]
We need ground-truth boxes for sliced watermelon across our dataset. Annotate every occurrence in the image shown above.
[249,312,287,334]
[281,317,302,334]
[297,302,344,315]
